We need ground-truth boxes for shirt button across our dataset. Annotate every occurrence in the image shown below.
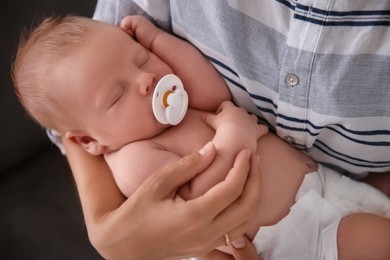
[283,135,295,144]
[286,73,299,86]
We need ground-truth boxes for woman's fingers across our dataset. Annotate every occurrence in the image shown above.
[195,152,261,250]
[200,236,259,260]
[144,142,217,198]
[200,250,234,260]
[230,236,259,260]
[194,149,252,218]
[213,153,261,236]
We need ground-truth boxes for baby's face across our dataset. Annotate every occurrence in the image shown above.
[57,21,173,150]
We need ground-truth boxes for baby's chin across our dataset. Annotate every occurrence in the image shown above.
[131,123,171,143]
[151,123,172,138]
[154,119,174,131]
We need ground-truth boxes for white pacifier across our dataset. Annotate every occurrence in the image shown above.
[152,74,188,125]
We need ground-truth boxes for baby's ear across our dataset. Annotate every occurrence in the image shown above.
[65,131,107,155]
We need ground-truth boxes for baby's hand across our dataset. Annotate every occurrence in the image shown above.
[120,15,160,50]
[204,101,268,152]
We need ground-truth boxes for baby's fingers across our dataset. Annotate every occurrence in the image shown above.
[217,100,234,112]
[256,124,269,138]
[120,16,135,36]
[202,113,218,130]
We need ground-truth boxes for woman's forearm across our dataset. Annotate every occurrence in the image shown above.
[64,139,125,221]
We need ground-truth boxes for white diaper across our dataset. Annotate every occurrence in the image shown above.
[252,164,390,260]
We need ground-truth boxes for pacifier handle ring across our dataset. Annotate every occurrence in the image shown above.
[162,90,174,108]
[152,74,188,125]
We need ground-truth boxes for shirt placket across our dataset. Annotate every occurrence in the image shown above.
[276,0,331,148]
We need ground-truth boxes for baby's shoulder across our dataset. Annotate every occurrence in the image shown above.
[105,140,166,163]
[120,140,166,155]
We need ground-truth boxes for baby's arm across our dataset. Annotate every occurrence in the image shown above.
[120,15,231,111]
[178,101,268,199]
[105,141,182,198]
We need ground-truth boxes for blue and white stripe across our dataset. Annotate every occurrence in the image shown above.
[170,0,390,176]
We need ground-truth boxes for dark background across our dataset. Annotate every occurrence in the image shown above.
[0,0,103,259]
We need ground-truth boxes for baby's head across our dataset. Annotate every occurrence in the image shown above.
[12,16,96,135]
[12,16,172,155]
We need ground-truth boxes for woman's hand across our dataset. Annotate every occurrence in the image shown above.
[64,140,261,259]
[200,236,259,260]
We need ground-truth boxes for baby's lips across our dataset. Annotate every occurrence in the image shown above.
[152,74,188,125]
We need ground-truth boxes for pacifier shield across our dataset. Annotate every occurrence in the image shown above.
[152,74,188,125]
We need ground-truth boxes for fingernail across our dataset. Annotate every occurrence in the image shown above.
[232,237,246,249]
[198,142,213,155]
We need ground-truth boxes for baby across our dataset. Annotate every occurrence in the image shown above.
[12,15,390,259]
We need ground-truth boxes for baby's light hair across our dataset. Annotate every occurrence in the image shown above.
[11,15,96,132]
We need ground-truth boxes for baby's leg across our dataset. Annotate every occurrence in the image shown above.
[337,213,390,260]
[361,172,390,197]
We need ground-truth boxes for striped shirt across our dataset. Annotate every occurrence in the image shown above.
[93,0,390,177]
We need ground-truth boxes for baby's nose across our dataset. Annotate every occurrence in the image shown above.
[138,72,156,95]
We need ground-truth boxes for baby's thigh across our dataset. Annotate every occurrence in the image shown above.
[337,213,390,260]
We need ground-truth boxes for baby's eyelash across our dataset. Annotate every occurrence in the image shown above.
[109,85,125,108]
[139,52,150,67]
